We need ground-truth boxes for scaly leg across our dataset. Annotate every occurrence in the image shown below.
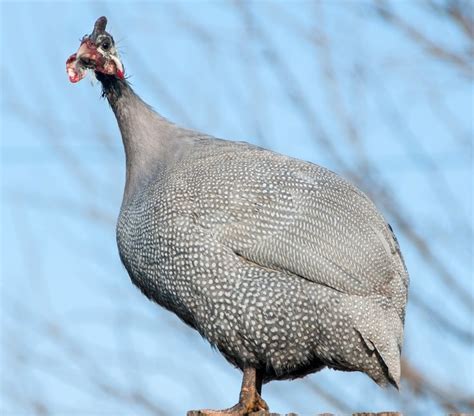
[187,367,269,416]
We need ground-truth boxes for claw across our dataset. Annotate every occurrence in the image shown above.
[187,367,269,416]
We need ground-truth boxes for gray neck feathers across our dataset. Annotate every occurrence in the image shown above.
[98,75,185,205]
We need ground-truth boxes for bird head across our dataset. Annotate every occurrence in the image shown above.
[66,16,124,83]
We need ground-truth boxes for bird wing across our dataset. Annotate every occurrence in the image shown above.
[193,143,408,299]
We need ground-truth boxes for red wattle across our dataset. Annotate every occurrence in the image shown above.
[69,74,80,83]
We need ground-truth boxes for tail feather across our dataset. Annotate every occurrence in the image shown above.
[355,306,403,388]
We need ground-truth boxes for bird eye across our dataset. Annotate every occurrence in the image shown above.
[101,40,111,51]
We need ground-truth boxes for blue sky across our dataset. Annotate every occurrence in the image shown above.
[1,1,472,415]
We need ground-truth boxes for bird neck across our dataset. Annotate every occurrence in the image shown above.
[97,74,179,205]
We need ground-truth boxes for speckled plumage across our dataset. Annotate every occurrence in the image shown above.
[101,75,408,389]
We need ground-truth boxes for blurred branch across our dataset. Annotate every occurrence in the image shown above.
[402,359,474,412]
[2,3,472,415]
[429,0,474,40]
[6,190,114,226]
[4,93,99,196]
[374,1,473,77]
[410,292,474,344]
[305,380,353,413]
[320,1,473,339]
[312,1,372,176]
[242,1,473,313]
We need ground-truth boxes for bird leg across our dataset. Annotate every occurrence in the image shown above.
[187,367,269,416]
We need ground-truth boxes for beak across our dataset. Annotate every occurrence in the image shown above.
[66,39,97,83]
[76,41,98,65]
[66,38,124,83]
[75,39,102,72]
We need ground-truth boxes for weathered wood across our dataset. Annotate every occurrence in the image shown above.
[247,412,402,416]
[250,412,403,416]
[448,414,474,416]
[188,411,403,416]
[352,413,402,416]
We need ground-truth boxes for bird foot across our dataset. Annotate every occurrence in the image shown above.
[187,393,268,416]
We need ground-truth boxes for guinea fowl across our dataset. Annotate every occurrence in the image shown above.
[67,17,409,416]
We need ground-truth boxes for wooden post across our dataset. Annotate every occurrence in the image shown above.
[247,412,403,416]
[189,411,405,416]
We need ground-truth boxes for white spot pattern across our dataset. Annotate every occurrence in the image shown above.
[116,136,408,386]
